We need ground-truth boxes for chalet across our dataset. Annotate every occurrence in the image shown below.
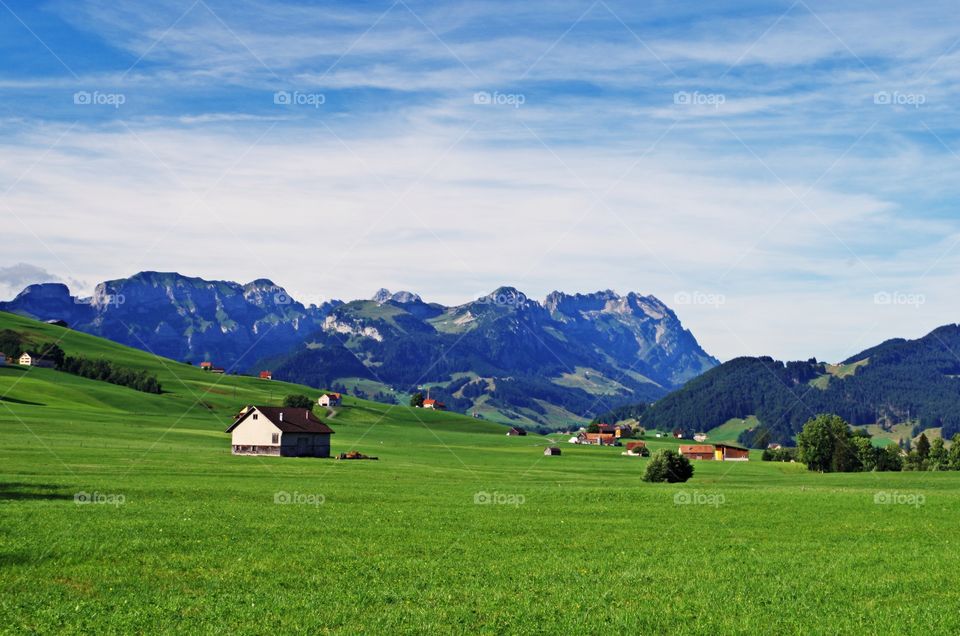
[672,429,685,439]
[679,445,716,461]
[693,433,708,442]
[767,443,783,450]
[596,423,617,435]
[18,352,54,368]
[423,398,445,410]
[544,446,561,456]
[318,393,342,407]
[714,443,750,461]
[225,406,334,457]
[506,427,527,436]
[200,361,213,370]
[259,370,273,380]
[625,441,647,452]
[580,432,618,446]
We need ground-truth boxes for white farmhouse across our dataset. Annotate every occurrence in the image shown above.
[18,352,54,368]
[226,406,334,457]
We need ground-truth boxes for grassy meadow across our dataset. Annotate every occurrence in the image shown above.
[1,313,959,634]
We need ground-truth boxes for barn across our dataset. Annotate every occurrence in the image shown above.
[679,444,716,461]
[226,406,334,457]
[714,443,750,461]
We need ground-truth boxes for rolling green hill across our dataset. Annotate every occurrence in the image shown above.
[3,312,960,633]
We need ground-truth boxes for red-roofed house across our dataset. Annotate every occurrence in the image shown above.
[679,445,715,461]
[259,370,273,380]
[423,398,446,410]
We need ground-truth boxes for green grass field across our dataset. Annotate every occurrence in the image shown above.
[2,312,959,634]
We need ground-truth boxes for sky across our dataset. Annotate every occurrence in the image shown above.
[1,0,959,362]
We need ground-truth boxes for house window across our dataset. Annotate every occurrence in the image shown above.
[271,433,279,444]
[253,413,258,420]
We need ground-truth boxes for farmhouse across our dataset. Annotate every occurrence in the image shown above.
[506,427,527,436]
[580,432,618,446]
[200,361,213,370]
[225,406,334,457]
[596,423,617,435]
[259,370,273,380]
[767,443,783,450]
[693,433,708,442]
[18,352,54,368]
[544,446,561,456]
[625,441,646,452]
[318,393,342,407]
[714,443,750,461]
[679,444,715,461]
[423,398,445,410]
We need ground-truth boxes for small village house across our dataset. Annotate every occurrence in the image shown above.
[200,361,213,370]
[579,432,618,446]
[226,406,334,457]
[679,443,751,461]
[693,433,708,442]
[423,398,446,410]
[506,426,527,436]
[679,444,716,461]
[544,446,561,456]
[318,393,342,407]
[18,352,54,368]
[210,367,225,374]
[259,370,273,380]
[596,423,617,435]
[625,441,646,452]
[767,443,783,450]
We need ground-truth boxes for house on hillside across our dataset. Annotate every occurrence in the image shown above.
[693,433,708,442]
[672,429,685,439]
[714,443,750,461]
[579,432,618,446]
[767,443,782,450]
[318,393,342,407]
[200,361,213,370]
[423,398,445,410]
[596,423,617,435]
[259,370,273,380]
[226,406,334,457]
[544,446,561,456]
[18,352,54,368]
[679,444,715,460]
[210,367,226,374]
[625,441,646,452]
[506,427,527,436]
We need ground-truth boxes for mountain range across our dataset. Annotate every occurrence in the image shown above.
[0,272,717,428]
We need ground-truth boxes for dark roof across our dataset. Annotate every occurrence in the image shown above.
[714,442,749,451]
[225,406,335,434]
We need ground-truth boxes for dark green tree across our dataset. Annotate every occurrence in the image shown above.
[409,392,424,408]
[642,449,694,483]
[586,423,600,434]
[797,414,852,472]
[928,437,948,471]
[916,433,931,460]
[282,394,314,409]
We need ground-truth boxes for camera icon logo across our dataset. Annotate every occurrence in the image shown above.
[274,91,292,105]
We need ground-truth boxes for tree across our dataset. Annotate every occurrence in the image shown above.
[643,449,694,483]
[949,434,960,470]
[409,392,424,408]
[282,394,314,409]
[586,423,600,434]
[797,414,853,472]
[876,444,904,472]
[928,437,948,471]
[916,433,931,461]
[852,436,878,472]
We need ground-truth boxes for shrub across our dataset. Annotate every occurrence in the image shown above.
[643,449,694,483]
[282,394,314,409]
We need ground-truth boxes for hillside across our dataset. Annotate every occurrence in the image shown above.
[639,324,960,444]
[0,275,718,428]
[0,311,507,439]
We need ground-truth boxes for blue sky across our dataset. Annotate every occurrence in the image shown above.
[1,0,960,362]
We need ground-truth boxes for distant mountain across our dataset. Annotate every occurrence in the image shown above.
[0,274,718,428]
[268,286,717,427]
[638,324,960,444]
[0,272,340,370]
